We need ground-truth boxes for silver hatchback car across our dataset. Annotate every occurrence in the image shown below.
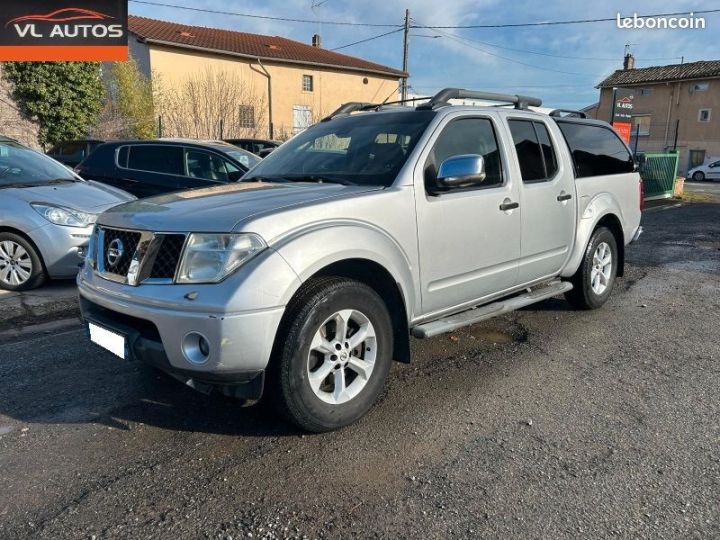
[0,137,134,291]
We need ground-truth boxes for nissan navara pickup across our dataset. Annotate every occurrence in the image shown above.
[78,88,643,432]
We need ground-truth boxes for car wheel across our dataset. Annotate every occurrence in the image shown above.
[565,227,618,310]
[269,277,393,432]
[0,233,46,291]
[692,171,705,181]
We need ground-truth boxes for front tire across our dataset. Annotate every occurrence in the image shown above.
[692,171,705,181]
[0,233,46,291]
[268,277,394,432]
[565,227,618,310]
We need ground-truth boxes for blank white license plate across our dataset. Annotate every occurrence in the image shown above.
[88,322,127,360]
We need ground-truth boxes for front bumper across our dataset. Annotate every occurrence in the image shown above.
[81,296,266,399]
[30,223,93,278]
[78,271,286,399]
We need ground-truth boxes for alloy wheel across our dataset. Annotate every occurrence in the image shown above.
[306,309,377,405]
[590,241,612,295]
[0,241,33,286]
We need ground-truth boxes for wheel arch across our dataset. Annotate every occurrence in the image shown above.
[275,257,412,364]
[594,213,625,277]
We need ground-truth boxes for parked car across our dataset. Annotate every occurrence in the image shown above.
[75,139,261,198]
[47,139,105,168]
[687,159,720,181]
[78,88,642,432]
[224,138,280,156]
[0,137,134,291]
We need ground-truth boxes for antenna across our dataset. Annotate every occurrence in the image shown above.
[624,43,636,56]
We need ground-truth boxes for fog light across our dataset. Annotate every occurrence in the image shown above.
[182,332,211,364]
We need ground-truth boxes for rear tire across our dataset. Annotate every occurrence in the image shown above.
[692,171,705,182]
[565,227,618,310]
[268,277,393,432]
[0,232,46,291]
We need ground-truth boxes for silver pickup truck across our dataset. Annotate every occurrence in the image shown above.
[79,88,643,432]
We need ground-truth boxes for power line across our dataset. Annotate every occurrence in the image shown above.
[331,28,403,51]
[128,0,401,27]
[128,2,720,30]
[433,33,683,62]
[415,9,720,29]
[419,24,593,76]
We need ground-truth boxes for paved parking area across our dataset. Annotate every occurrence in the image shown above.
[0,197,718,539]
[0,281,79,331]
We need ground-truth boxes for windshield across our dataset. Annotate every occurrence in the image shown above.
[0,141,79,187]
[243,110,435,187]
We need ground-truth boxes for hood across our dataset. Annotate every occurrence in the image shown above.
[98,182,381,232]
[6,180,134,212]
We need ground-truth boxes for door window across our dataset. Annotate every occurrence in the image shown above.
[185,149,238,182]
[557,121,634,178]
[424,117,504,191]
[127,145,183,175]
[508,120,558,182]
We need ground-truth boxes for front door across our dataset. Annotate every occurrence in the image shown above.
[507,118,576,284]
[415,114,521,316]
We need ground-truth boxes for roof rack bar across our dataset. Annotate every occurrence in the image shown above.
[549,109,587,118]
[417,87,542,110]
[321,102,374,122]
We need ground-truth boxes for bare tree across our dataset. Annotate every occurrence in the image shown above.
[158,68,267,140]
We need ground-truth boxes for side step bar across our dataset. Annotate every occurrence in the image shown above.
[411,280,573,339]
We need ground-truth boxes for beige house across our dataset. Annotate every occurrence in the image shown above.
[127,16,406,140]
[596,55,720,173]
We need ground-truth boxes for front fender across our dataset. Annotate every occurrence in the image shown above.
[561,192,624,278]
[271,220,418,321]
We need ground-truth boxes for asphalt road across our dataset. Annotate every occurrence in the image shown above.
[1,198,719,539]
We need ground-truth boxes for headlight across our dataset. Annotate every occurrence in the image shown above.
[31,203,96,228]
[177,233,266,284]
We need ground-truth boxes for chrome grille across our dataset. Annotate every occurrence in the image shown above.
[101,228,141,277]
[96,227,186,285]
[149,234,186,279]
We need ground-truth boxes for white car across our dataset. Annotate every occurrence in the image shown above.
[687,159,720,181]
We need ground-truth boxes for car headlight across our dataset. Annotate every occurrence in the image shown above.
[176,233,266,284]
[31,203,96,228]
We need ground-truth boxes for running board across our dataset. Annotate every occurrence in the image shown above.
[411,281,573,339]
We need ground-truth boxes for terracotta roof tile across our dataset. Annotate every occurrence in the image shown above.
[597,60,720,87]
[129,16,406,78]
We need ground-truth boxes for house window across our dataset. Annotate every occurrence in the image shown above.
[631,115,651,136]
[239,105,255,128]
[292,105,312,134]
[302,74,314,92]
[692,82,710,92]
[639,88,653,96]
[698,109,712,123]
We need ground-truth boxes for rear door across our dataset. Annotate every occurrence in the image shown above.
[707,160,720,180]
[507,117,576,283]
[414,113,521,316]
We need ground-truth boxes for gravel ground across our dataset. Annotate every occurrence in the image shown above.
[0,198,718,539]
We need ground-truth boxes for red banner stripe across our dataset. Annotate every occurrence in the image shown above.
[0,45,127,61]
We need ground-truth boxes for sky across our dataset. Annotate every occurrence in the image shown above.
[129,0,719,109]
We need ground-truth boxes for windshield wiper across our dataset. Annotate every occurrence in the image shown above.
[280,175,356,186]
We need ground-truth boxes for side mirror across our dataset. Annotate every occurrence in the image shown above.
[228,170,245,182]
[437,154,486,189]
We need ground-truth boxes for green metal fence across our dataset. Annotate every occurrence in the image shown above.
[639,152,680,200]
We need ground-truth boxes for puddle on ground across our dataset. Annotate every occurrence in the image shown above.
[0,425,14,435]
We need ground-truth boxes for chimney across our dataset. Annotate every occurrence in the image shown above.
[312,34,322,48]
[623,53,635,70]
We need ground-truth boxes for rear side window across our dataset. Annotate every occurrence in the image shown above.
[508,120,558,182]
[557,122,634,178]
[127,145,183,175]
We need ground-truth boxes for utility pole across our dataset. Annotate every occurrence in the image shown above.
[401,9,410,102]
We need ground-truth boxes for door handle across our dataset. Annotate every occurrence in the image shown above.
[557,192,572,202]
[499,200,519,211]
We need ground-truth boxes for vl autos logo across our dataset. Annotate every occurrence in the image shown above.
[0,1,128,61]
[6,8,123,39]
